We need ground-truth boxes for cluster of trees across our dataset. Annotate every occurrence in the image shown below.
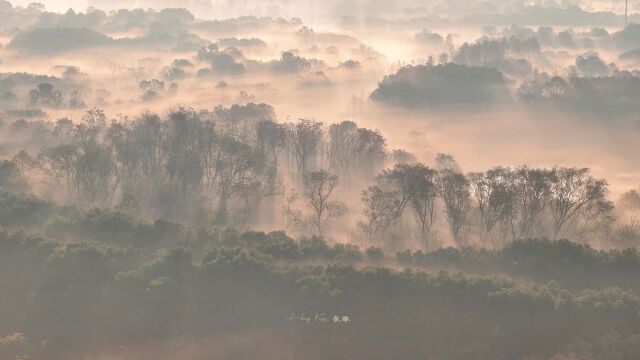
[12,106,387,233]
[8,26,114,55]
[195,43,328,78]
[376,26,640,113]
[372,61,640,114]
[370,63,512,108]
[24,81,87,109]
[361,164,612,249]
[517,72,640,116]
[452,36,539,77]
[397,238,640,293]
[0,71,87,113]
[2,105,624,250]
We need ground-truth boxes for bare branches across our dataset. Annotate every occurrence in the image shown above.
[302,170,347,236]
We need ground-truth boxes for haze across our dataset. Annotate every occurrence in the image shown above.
[1,1,640,359]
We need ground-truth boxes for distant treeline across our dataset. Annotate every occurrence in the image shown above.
[371,63,640,116]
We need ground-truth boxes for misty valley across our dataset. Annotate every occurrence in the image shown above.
[1,0,640,359]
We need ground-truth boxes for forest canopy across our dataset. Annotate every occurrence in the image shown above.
[370,64,512,108]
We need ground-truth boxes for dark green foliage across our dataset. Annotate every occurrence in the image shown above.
[0,160,29,193]
[332,243,363,262]
[400,238,640,293]
[299,235,333,258]
[44,208,157,246]
[0,192,53,228]
[1,190,639,359]
[371,63,512,108]
[9,27,113,54]
[1,225,640,359]
[502,239,640,292]
[518,74,640,116]
[239,231,298,258]
[365,246,385,262]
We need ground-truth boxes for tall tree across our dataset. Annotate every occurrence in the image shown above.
[327,121,387,181]
[511,167,553,239]
[303,170,347,236]
[256,120,285,170]
[549,167,613,239]
[374,163,439,248]
[407,165,439,248]
[360,185,401,242]
[440,170,472,245]
[286,119,323,177]
[327,121,360,177]
[469,168,515,243]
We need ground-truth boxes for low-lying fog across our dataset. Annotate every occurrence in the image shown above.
[1,0,640,246]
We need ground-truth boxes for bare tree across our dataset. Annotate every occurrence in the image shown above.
[36,109,115,205]
[405,164,439,248]
[360,185,401,242]
[327,121,360,177]
[327,121,387,181]
[256,120,285,170]
[36,143,78,196]
[107,62,121,78]
[355,127,387,178]
[445,34,456,62]
[469,167,515,244]
[303,170,347,236]
[511,167,553,239]
[373,163,440,248]
[211,135,254,225]
[377,164,417,221]
[162,108,205,198]
[549,167,613,239]
[440,169,472,245]
[435,153,460,172]
[286,119,323,177]
[128,66,146,85]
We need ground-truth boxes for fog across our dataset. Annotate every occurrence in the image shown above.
[2,1,640,359]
